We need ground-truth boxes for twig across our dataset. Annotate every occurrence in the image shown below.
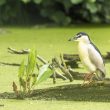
[8,47,30,54]
[51,60,56,84]
[12,81,19,96]
[60,53,67,68]
[53,57,73,82]
[37,55,67,80]
[7,47,67,81]
[53,71,56,84]
[37,55,48,64]
[0,62,20,66]
[36,63,40,71]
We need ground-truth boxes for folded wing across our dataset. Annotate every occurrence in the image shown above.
[88,42,106,79]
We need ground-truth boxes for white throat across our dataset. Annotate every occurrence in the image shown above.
[78,35,90,44]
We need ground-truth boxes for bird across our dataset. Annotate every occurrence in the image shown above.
[68,32,106,85]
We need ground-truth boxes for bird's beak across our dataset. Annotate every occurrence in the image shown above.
[68,36,77,41]
[68,38,72,41]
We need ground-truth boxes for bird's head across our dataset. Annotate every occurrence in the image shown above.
[68,32,90,43]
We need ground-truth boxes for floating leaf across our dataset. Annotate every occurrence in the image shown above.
[36,64,53,84]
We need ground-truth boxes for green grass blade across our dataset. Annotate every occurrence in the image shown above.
[19,77,26,88]
[26,49,36,76]
[36,64,53,84]
[18,60,25,78]
[31,74,37,87]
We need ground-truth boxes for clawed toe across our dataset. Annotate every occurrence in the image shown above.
[81,80,95,87]
[81,73,95,87]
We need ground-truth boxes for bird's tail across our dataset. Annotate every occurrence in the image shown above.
[95,69,106,81]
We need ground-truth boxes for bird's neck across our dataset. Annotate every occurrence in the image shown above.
[78,39,90,44]
[78,41,87,48]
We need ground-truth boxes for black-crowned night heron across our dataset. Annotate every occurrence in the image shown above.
[69,32,106,85]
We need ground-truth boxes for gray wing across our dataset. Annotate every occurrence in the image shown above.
[88,43,106,78]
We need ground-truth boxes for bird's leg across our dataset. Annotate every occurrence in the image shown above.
[82,73,95,86]
[88,73,95,84]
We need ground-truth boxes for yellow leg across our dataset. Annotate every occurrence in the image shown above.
[82,73,95,86]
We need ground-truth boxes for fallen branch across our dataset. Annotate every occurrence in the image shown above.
[63,53,110,62]
[37,55,67,81]
[7,47,110,62]
[7,47,110,81]
[7,47,67,81]
[60,54,67,69]
[0,62,20,66]
[8,47,30,54]
[68,67,85,80]
[63,54,80,61]
[52,57,73,82]
[37,55,48,64]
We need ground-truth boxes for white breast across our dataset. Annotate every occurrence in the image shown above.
[78,42,96,72]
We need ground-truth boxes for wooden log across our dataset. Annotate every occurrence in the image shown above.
[68,67,85,80]
[63,54,79,68]
[63,54,80,61]
[64,53,110,62]
[65,61,79,68]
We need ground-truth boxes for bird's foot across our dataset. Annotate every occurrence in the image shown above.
[81,80,95,87]
[81,73,95,87]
